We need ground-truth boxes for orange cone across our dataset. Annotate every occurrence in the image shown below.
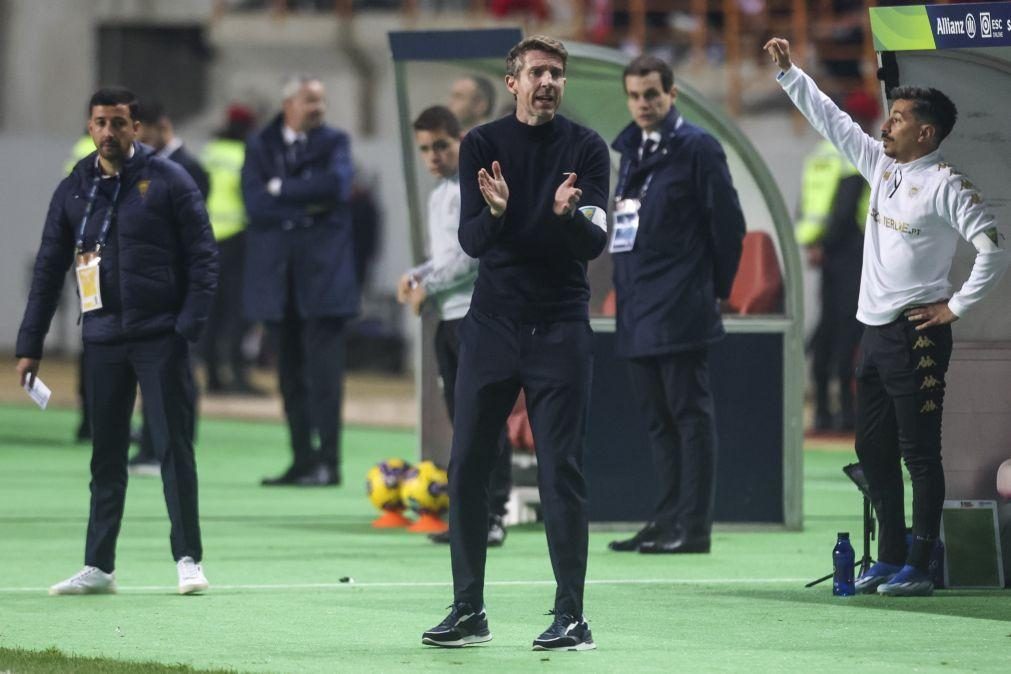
[372,509,412,528]
[407,512,448,533]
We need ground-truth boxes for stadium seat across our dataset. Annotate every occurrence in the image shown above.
[599,231,784,317]
[724,231,784,315]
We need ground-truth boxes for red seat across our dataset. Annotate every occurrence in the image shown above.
[599,231,783,316]
[725,231,783,315]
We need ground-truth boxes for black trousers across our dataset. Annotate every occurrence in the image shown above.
[83,333,202,572]
[449,310,592,616]
[626,349,717,537]
[270,311,346,473]
[811,270,863,424]
[200,233,251,388]
[434,318,511,518]
[854,318,952,570]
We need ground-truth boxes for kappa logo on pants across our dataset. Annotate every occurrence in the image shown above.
[920,375,941,390]
[916,355,937,370]
[920,400,939,414]
[912,335,935,350]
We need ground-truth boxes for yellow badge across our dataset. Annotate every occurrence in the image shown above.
[75,251,103,313]
[909,187,919,196]
[883,171,892,181]
[137,180,150,199]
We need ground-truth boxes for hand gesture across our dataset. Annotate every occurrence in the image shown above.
[554,172,582,217]
[763,37,793,72]
[16,357,39,388]
[905,302,958,331]
[478,161,509,218]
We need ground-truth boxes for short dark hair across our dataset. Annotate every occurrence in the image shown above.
[506,35,567,78]
[888,85,958,143]
[89,87,139,120]
[413,105,461,139]
[468,75,496,118]
[134,100,167,126]
[623,55,674,92]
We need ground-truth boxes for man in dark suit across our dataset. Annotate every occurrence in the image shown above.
[128,101,212,475]
[607,55,745,554]
[242,75,359,487]
[136,101,210,199]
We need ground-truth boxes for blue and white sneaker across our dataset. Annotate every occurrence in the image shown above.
[422,603,492,647]
[532,611,596,651]
[877,564,934,597]
[854,561,902,594]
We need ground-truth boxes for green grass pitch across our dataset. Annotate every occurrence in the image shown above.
[0,404,1007,673]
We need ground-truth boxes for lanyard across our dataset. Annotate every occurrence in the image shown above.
[615,159,656,201]
[76,174,122,253]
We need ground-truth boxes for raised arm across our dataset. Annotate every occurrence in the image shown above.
[765,37,881,181]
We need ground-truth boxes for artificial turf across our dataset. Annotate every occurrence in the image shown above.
[0,404,1007,673]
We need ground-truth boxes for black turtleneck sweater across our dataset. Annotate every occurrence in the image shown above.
[458,113,610,322]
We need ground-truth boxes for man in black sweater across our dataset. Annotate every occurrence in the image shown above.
[422,36,609,652]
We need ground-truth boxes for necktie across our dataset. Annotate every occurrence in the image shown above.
[286,138,305,172]
[640,138,657,161]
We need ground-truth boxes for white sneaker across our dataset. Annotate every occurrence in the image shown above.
[177,556,209,595]
[49,566,116,596]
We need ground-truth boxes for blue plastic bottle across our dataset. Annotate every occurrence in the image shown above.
[833,532,855,596]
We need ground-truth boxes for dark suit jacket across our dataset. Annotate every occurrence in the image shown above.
[168,143,210,200]
[241,114,360,321]
[611,108,745,358]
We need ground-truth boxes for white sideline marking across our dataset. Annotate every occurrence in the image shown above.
[0,577,808,594]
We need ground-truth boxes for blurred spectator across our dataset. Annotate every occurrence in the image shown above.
[448,75,497,133]
[349,171,382,289]
[136,101,210,199]
[242,75,360,487]
[200,104,263,395]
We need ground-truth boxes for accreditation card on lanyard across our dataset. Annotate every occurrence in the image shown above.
[75,174,121,313]
[609,171,654,254]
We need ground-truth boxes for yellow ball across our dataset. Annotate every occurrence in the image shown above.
[401,460,449,515]
[366,459,411,511]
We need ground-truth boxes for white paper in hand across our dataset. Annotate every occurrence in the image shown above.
[24,376,52,410]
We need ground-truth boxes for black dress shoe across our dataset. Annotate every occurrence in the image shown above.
[638,533,711,554]
[428,530,451,544]
[608,523,662,552]
[296,464,340,486]
[261,464,311,486]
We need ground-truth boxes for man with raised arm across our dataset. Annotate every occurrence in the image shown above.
[766,37,1007,596]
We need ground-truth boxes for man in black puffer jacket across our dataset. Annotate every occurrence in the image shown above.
[16,87,218,597]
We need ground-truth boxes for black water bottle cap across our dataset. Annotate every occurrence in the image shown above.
[838,532,850,538]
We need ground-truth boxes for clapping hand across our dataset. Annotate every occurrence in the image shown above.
[554,172,582,217]
[478,161,509,218]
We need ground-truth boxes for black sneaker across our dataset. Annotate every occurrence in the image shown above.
[532,611,596,651]
[422,603,492,648]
